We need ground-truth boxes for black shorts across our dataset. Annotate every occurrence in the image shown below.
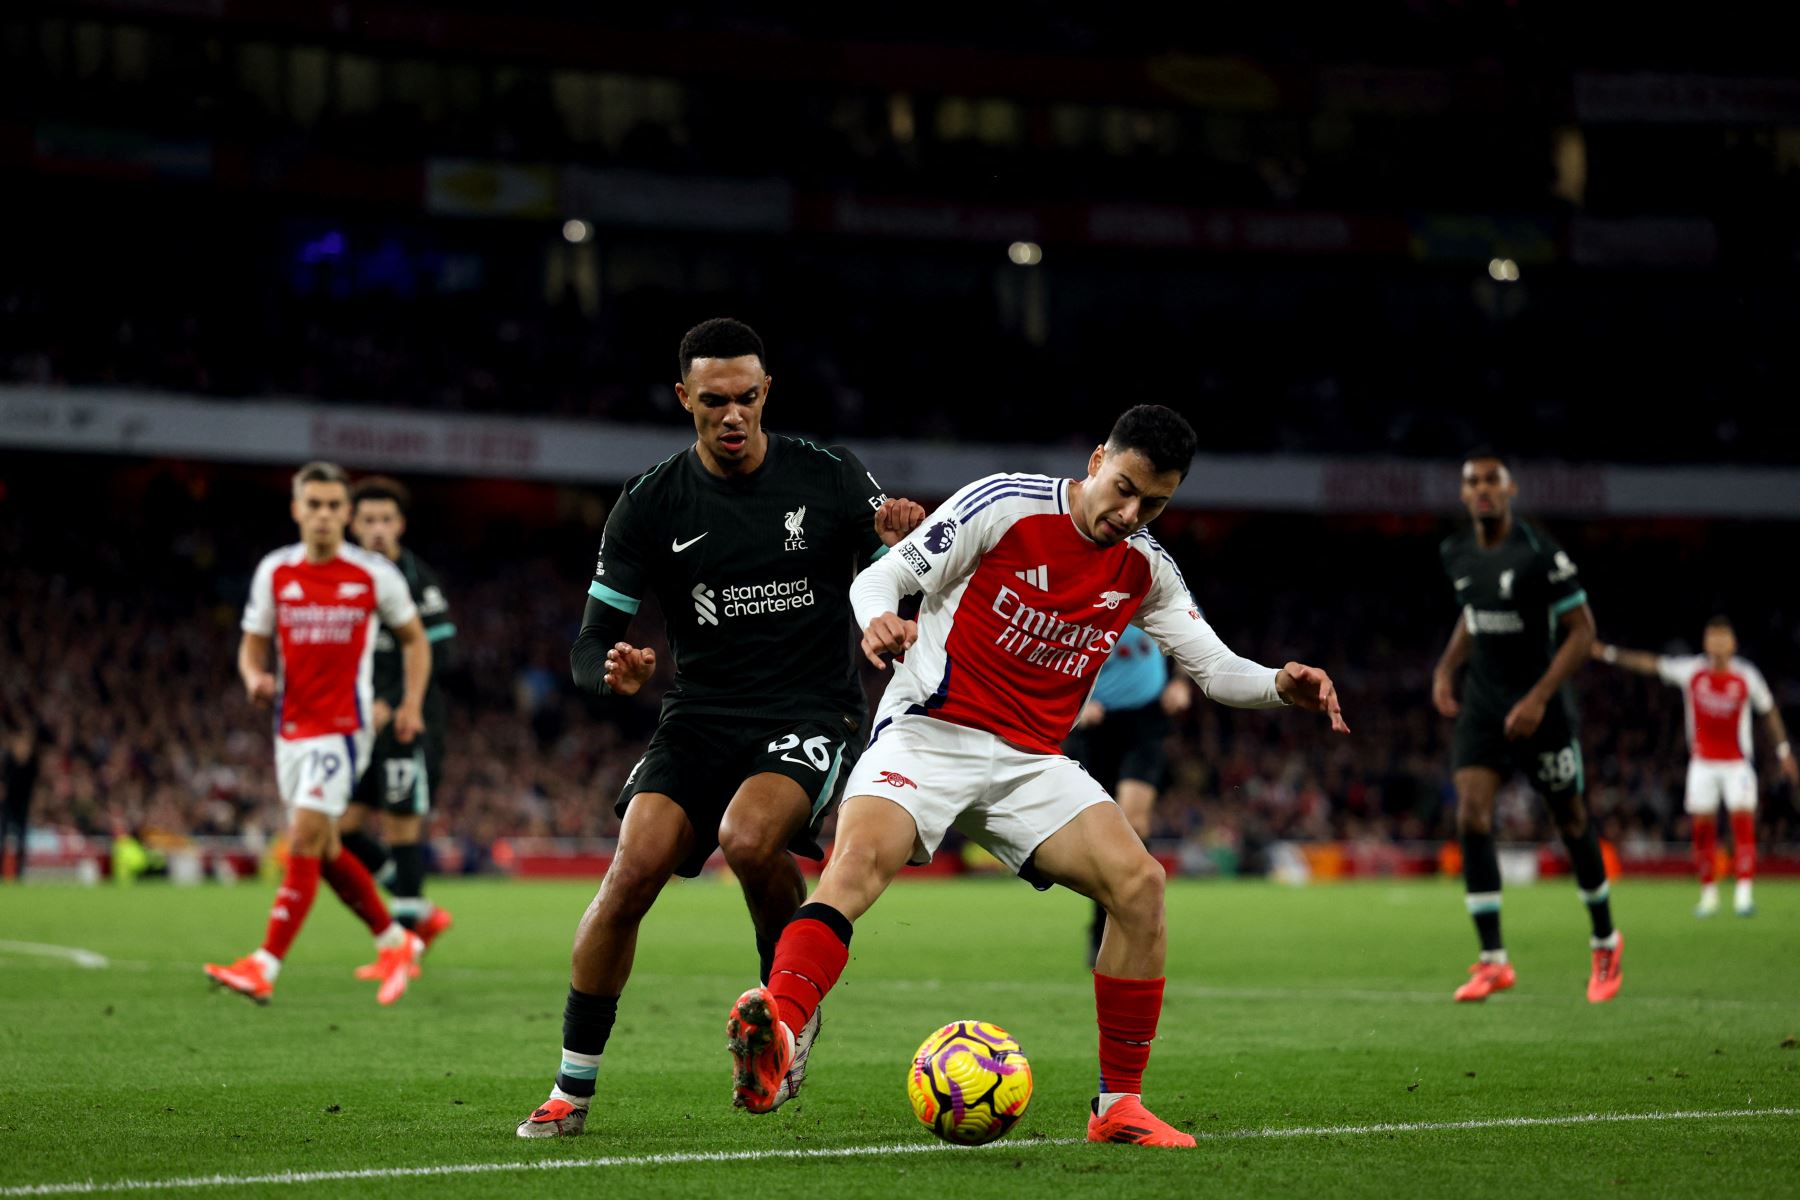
[1452,698,1585,804]
[616,711,865,878]
[1063,703,1170,793]
[350,728,442,816]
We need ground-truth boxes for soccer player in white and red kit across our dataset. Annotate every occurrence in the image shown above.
[1594,617,1797,916]
[723,406,1348,1147]
[204,462,434,1004]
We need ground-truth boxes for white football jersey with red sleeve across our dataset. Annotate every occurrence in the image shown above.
[1656,654,1775,762]
[243,543,418,740]
[853,474,1284,755]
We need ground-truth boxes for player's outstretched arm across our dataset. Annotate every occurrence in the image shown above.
[1131,560,1326,721]
[390,615,432,744]
[238,632,276,706]
[1431,621,1470,718]
[1590,641,1662,676]
[1275,662,1351,734]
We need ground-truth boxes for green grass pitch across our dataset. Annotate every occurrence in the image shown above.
[1,876,1796,1198]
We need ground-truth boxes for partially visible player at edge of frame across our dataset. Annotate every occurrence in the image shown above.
[515,318,926,1139]
[725,404,1349,1149]
[1064,623,1191,966]
[1591,617,1797,917]
[204,461,432,1006]
[1431,450,1621,1004]
[341,475,457,972]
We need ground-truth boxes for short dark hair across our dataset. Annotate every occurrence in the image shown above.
[678,318,766,380]
[1706,614,1734,632]
[291,461,349,496]
[1105,405,1198,479]
[351,474,411,515]
[1463,446,1509,471]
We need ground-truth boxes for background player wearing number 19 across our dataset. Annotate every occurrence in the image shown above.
[515,318,924,1139]
[1431,451,1620,1004]
[204,461,432,1006]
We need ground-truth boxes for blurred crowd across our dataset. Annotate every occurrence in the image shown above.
[5,465,1796,877]
[5,12,1797,464]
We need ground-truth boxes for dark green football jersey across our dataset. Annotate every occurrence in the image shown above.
[1439,518,1588,710]
[371,547,453,734]
[588,433,890,721]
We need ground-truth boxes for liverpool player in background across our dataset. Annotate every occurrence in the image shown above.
[342,476,457,960]
[204,461,432,1006]
[725,405,1347,1148]
[516,318,924,1138]
[1432,451,1621,1004]
[1592,617,1797,916]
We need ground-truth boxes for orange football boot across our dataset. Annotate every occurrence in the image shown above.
[726,986,794,1113]
[515,1097,588,1138]
[1453,960,1517,1002]
[414,906,453,950]
[204,956,274,1005]
[1086,1095,1197,1147]
[1586,932,1623,1003]
[370,932,425,1005]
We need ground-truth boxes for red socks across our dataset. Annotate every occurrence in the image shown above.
[322,850,394,935]
[1730,811,1757,881]
[1692,815,1718,884]
[767,906,852,1033]
[1095,972,1164,1096]
[261,853,321,960]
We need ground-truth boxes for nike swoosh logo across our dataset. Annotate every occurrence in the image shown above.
[672,534,708,553]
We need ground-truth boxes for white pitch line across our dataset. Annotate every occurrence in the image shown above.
[1,1107,1793,1197]
[0,941,109,969]
[1201,1106,1800,1140]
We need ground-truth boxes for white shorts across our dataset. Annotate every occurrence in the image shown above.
[275,731,373,817]
[842,713,1112,883]
[1685,759,1757,816]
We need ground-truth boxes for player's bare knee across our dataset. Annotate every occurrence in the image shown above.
[1103,854,1166,928]
[716,813,786,876]
[1455,804,1494,838]
[1555,808,1589,841]
[593,856,668,924]
[290,810,333,856]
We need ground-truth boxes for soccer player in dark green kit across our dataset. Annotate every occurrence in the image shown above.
[517,318,925,1137]
[341,476,457,957]
[1431,451,1622,1003]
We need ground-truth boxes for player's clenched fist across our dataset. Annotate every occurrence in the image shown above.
[874,498,926,547]
[244,671,277,707]
[1502,693,1546,740]
[1431,670,1460,719]
[1276,661,1351,734]
[392,702,425,745]
[605,642,657,695]
[861,612,918,669]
